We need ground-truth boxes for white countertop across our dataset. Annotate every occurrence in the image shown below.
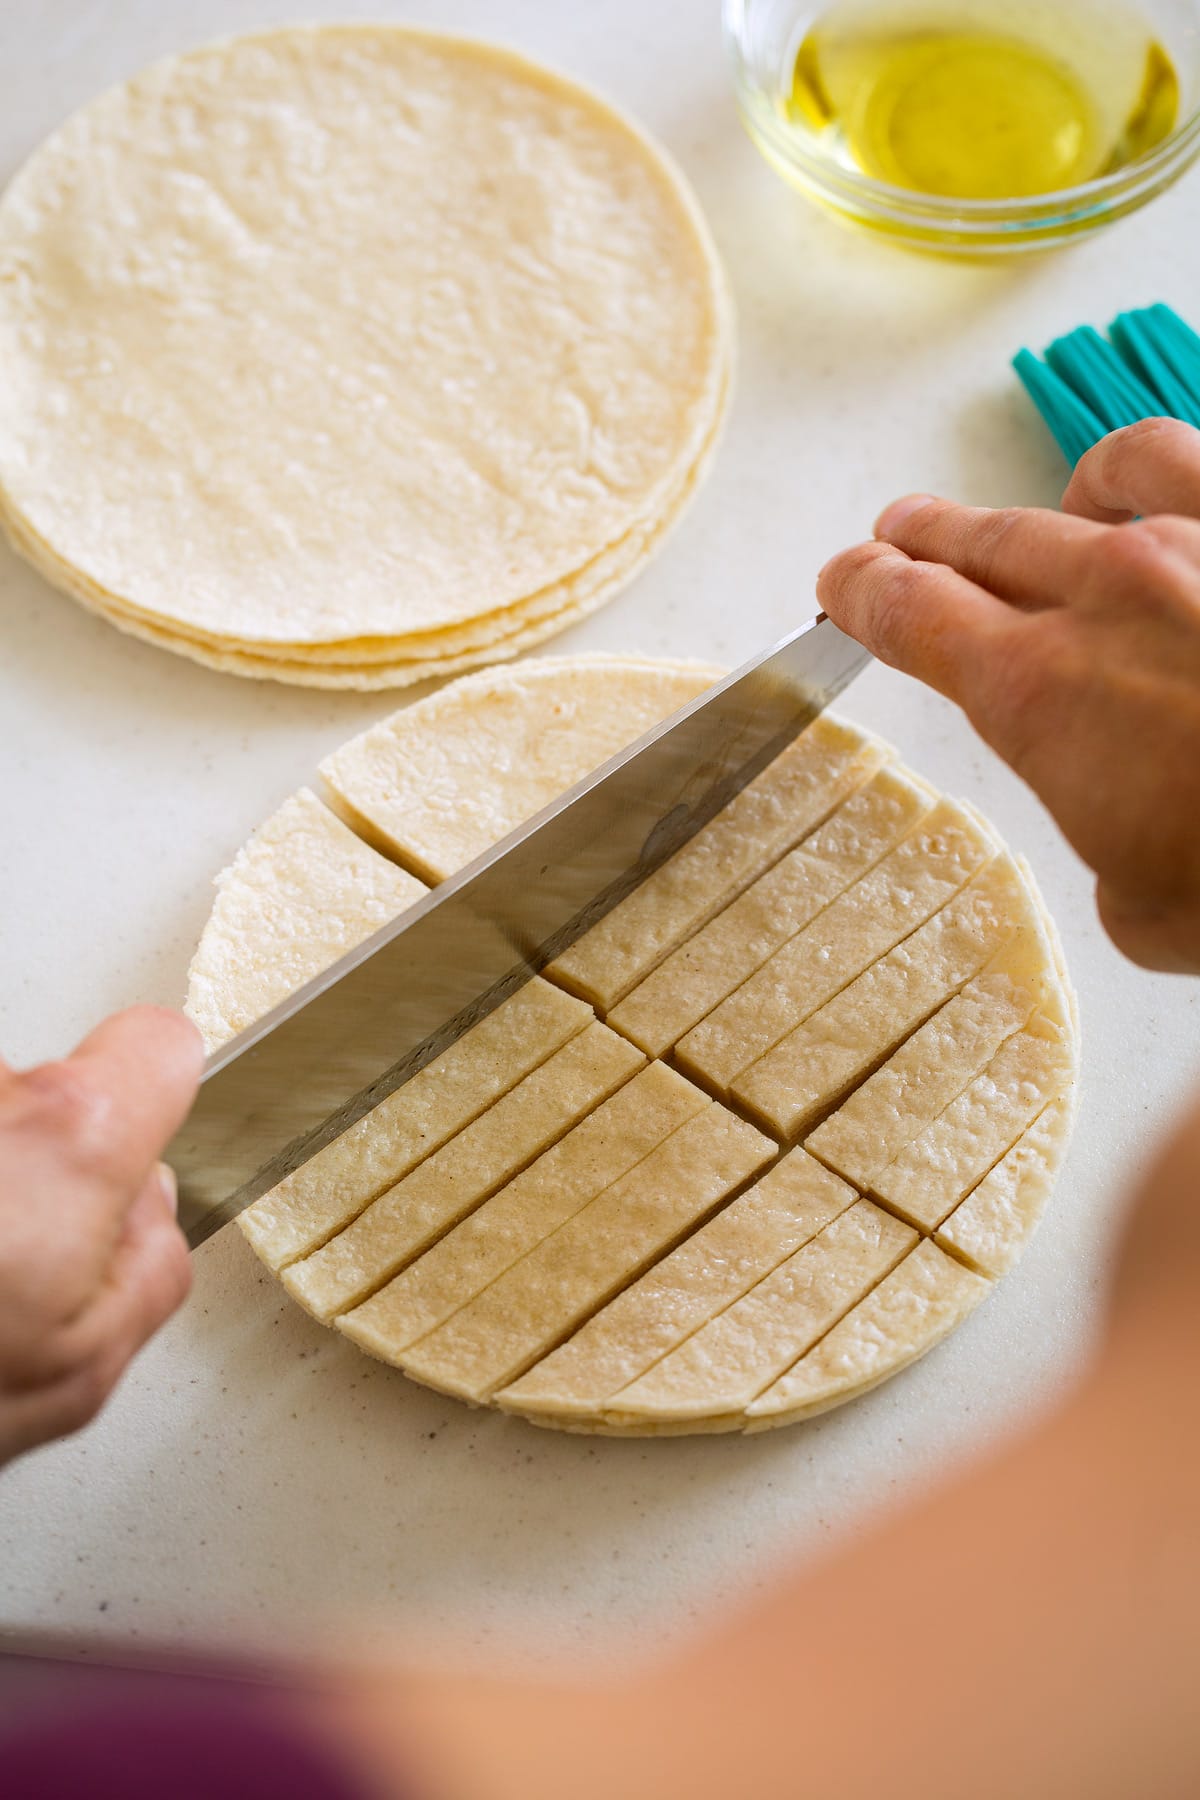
[2,0,1198,1671]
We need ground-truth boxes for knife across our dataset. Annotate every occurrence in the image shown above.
[171,615,870,1247]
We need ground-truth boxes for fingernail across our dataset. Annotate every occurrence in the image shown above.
[874,493,934,538]
[154,1162,178,1216]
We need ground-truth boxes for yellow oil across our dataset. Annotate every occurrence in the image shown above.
[788,0,1180,199]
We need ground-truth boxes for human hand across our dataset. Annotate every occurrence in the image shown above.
[0,1007,203,1465]
[817,417,1200,972]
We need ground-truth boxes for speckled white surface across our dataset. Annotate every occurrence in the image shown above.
[1,0,1198,1671]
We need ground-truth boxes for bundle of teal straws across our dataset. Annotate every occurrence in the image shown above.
[1014,303,1200,466]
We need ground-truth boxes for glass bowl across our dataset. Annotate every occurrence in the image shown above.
[724,0,1200,253]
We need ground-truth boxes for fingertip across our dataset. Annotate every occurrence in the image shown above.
[874,493,937,539]
[1064,418,1200,525]
[66,1008,204,1177]
[817,539,896,608]
[123,1005,205,1068]
[90,1005,206,1088]
[1060,461,1132,525]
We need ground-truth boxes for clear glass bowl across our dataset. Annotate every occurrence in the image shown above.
[724,0,1200,253]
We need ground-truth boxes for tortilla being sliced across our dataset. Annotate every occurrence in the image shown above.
[189,660,1078,1434]
[499,1150,854,1420]
[184,788,425,1051]
[549,717,892,1008]
[321,656,723,879]
[674,796,996,1096]
[607,765,933,1057]
[237,978,591,1270]
[745,1240,991,1426]
[284,1023,644,1320]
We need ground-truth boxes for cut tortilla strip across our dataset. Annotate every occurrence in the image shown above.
[936,1092,1076,1277]
[548,717,891,1008]
[606,765,933,1057]
[732,852,1032,1141]
[184,787,426,1053]
[237,978,592,1270]
[285,1023,644,1320]
[745,1240,991,1426]
[339,1062,708,1355]
[499,1149,855,1420]
[804,968,1041,1188]
[675,796,996,1095]
[383,1107,775,1401]
[868,1021,1077,1232]
[605,1200,916,1425]
[1008,855,1076,1038]
[321,656,723,880]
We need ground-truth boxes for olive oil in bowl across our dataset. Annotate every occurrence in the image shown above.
[787,0,1179,199]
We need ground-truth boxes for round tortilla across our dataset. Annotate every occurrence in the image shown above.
[0,25,731,677]
[187,657,1079,1433]
[6,396,724,687]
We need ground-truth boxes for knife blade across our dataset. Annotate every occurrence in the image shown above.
[171,615,870,1247]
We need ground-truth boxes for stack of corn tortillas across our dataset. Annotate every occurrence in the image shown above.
[0,28,731,688]
[187,655,1079,1435]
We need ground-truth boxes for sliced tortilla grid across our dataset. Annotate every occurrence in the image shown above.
[730,851,1035,1142]
[284,1022,644,1320]
[868,1022,1076,1232]
[745,1240,991,1427]
[606,765,933,1057]
[603,1201,917,1429]
[936,1092,1076,1277]
[805,963,1048,1190]
[673,796,996,1096]
[238,978,591,1270]
[498,1150,855,1420]
[489,851,1071,1432]
[376,1106,775,1401]
[338,1062,709,1355]
[547,716,891,1008]
[211,678,1076,1434]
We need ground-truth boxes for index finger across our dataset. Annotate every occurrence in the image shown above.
[817,538,1022,706]
[873,494,1106,609]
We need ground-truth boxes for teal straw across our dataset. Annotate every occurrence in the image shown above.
[1140,304,1200,410]
[1013,303,1200,466]
[1011,348,1108,465]
[1044,325,1163,433]
[1109,310,1200,428]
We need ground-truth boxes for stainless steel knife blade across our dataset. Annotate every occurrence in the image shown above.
[171,615,870,1247]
